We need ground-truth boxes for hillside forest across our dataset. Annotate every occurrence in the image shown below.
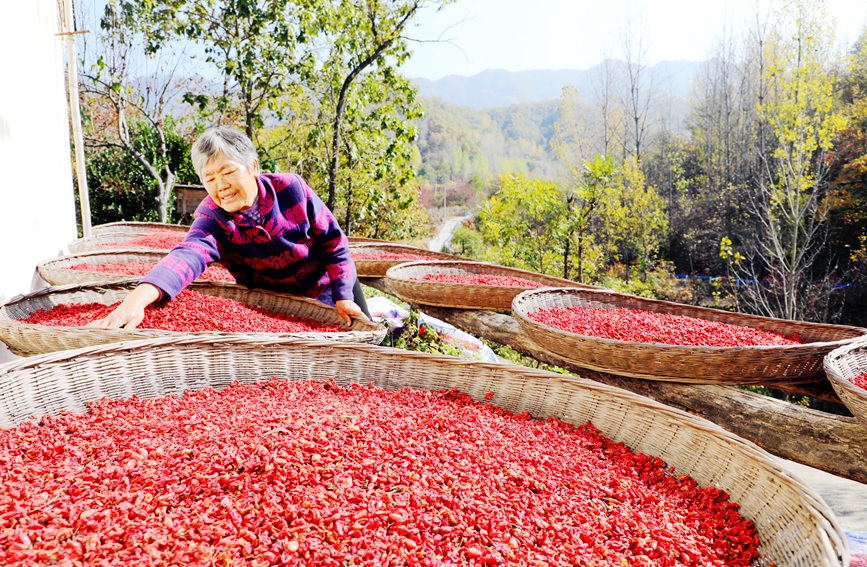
[74,0,867,330]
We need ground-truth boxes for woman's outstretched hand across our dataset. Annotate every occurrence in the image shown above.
[85,283,162,330]
[335,299,370,326]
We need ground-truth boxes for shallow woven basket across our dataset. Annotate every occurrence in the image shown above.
[67,231,187,254]
[386,260,599,310]
[89,221,190,237]
[0,280,386,356]
[349,243,463,277]
[824,338,867,428]
[347,236,387,243]
[37,249,180,286]
[512,287,867,385]
[0,335,848,566]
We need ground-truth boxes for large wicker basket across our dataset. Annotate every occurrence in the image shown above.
[37,250,185,285]
[386,260,599,310]
[512,287,867,385]
[89,221,190,237]
[0,280,387,356]
[824,338,867,428]
[349,243,463,277]
[67,231,187,254]
[0,335,848,566]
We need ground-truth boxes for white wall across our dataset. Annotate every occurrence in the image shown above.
[0,0,78,362]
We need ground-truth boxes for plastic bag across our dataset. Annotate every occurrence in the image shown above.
[366,296,499,363]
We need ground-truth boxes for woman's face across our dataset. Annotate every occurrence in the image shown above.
[201,152,260,213]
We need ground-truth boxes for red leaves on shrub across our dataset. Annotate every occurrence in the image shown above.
[66,262,236,283]
[21,290,346,333]
[0,380,761,566]
[529,306,804,347]
[417,273,543,287]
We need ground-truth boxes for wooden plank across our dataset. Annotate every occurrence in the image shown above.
[361,277,867,484]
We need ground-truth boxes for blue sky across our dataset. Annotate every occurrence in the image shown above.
[400,0,867,80]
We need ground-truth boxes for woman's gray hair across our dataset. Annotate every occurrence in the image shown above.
[191,126,259,180]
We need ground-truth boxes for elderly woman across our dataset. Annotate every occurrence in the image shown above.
[90,126,370,329]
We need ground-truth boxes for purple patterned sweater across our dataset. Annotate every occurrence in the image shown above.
[140,173,356,306]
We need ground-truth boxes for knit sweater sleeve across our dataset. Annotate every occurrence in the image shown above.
[139,215,223,300]
[295,176,356,301]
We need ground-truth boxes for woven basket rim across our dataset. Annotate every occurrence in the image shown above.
[38,248,169,266]
[348,242,442,251]
[348,242,465,258]
[67,232,187,252]
[0,333,847,567]
[0,333,833,463]
[824,338,867,399]
[512,287,867,351]
[90,221,190,235]
[0,280,385,347]
[386,260,592,287]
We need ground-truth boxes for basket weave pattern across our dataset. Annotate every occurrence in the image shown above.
[67,233,184,254]
[386,260,598,310]
[349,243,463,277]
[512,288,867,385]
[37,250,171,285]
[824,338,867,428]
[89,221,190,237]
[0,281,386,356]
[0,335,847,566]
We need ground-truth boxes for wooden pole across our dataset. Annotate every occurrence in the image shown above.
[60,0,91,237]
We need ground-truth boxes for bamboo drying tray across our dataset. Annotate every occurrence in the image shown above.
[386,260,599,310]
[347,236,387,243]
[67,231,187,254]
[824,338,867,428]
[349,243,463,277]
[511,287,867,385]
[89,221,190,237]
[0,335,848,566]
[0,280,387,356]
[37,249,183,286]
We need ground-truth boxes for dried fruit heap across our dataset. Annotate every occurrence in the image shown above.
[67,262,236,283]
[417,274,542,288]
[21,290,345,334]
[851,371,867,389]
[0,380,761,566]
[99,231,186,250]
[351,252,432,261]
[529,306,803,347]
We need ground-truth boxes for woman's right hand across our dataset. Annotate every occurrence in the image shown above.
[86,283,162,329]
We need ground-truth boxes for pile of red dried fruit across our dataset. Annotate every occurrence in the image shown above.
[528,306,804,347]
[417,273,543,287]
[21,290,346,333]
[66,262,236,283]
[0,380,762,566]
[351,252,433,261]
[851,371,867,389]
[99,232,186,250]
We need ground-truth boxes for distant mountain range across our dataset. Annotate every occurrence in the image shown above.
[410,60,705,109]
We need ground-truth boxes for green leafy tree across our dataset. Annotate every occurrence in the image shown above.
[559,155,616,283]
[79,1,198,223]
[478,175,566,275]
[737,0,846,320]
[84,120,197,225]
[604,157,669,281]
[315,0,455,210]
[128,0,319,145]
